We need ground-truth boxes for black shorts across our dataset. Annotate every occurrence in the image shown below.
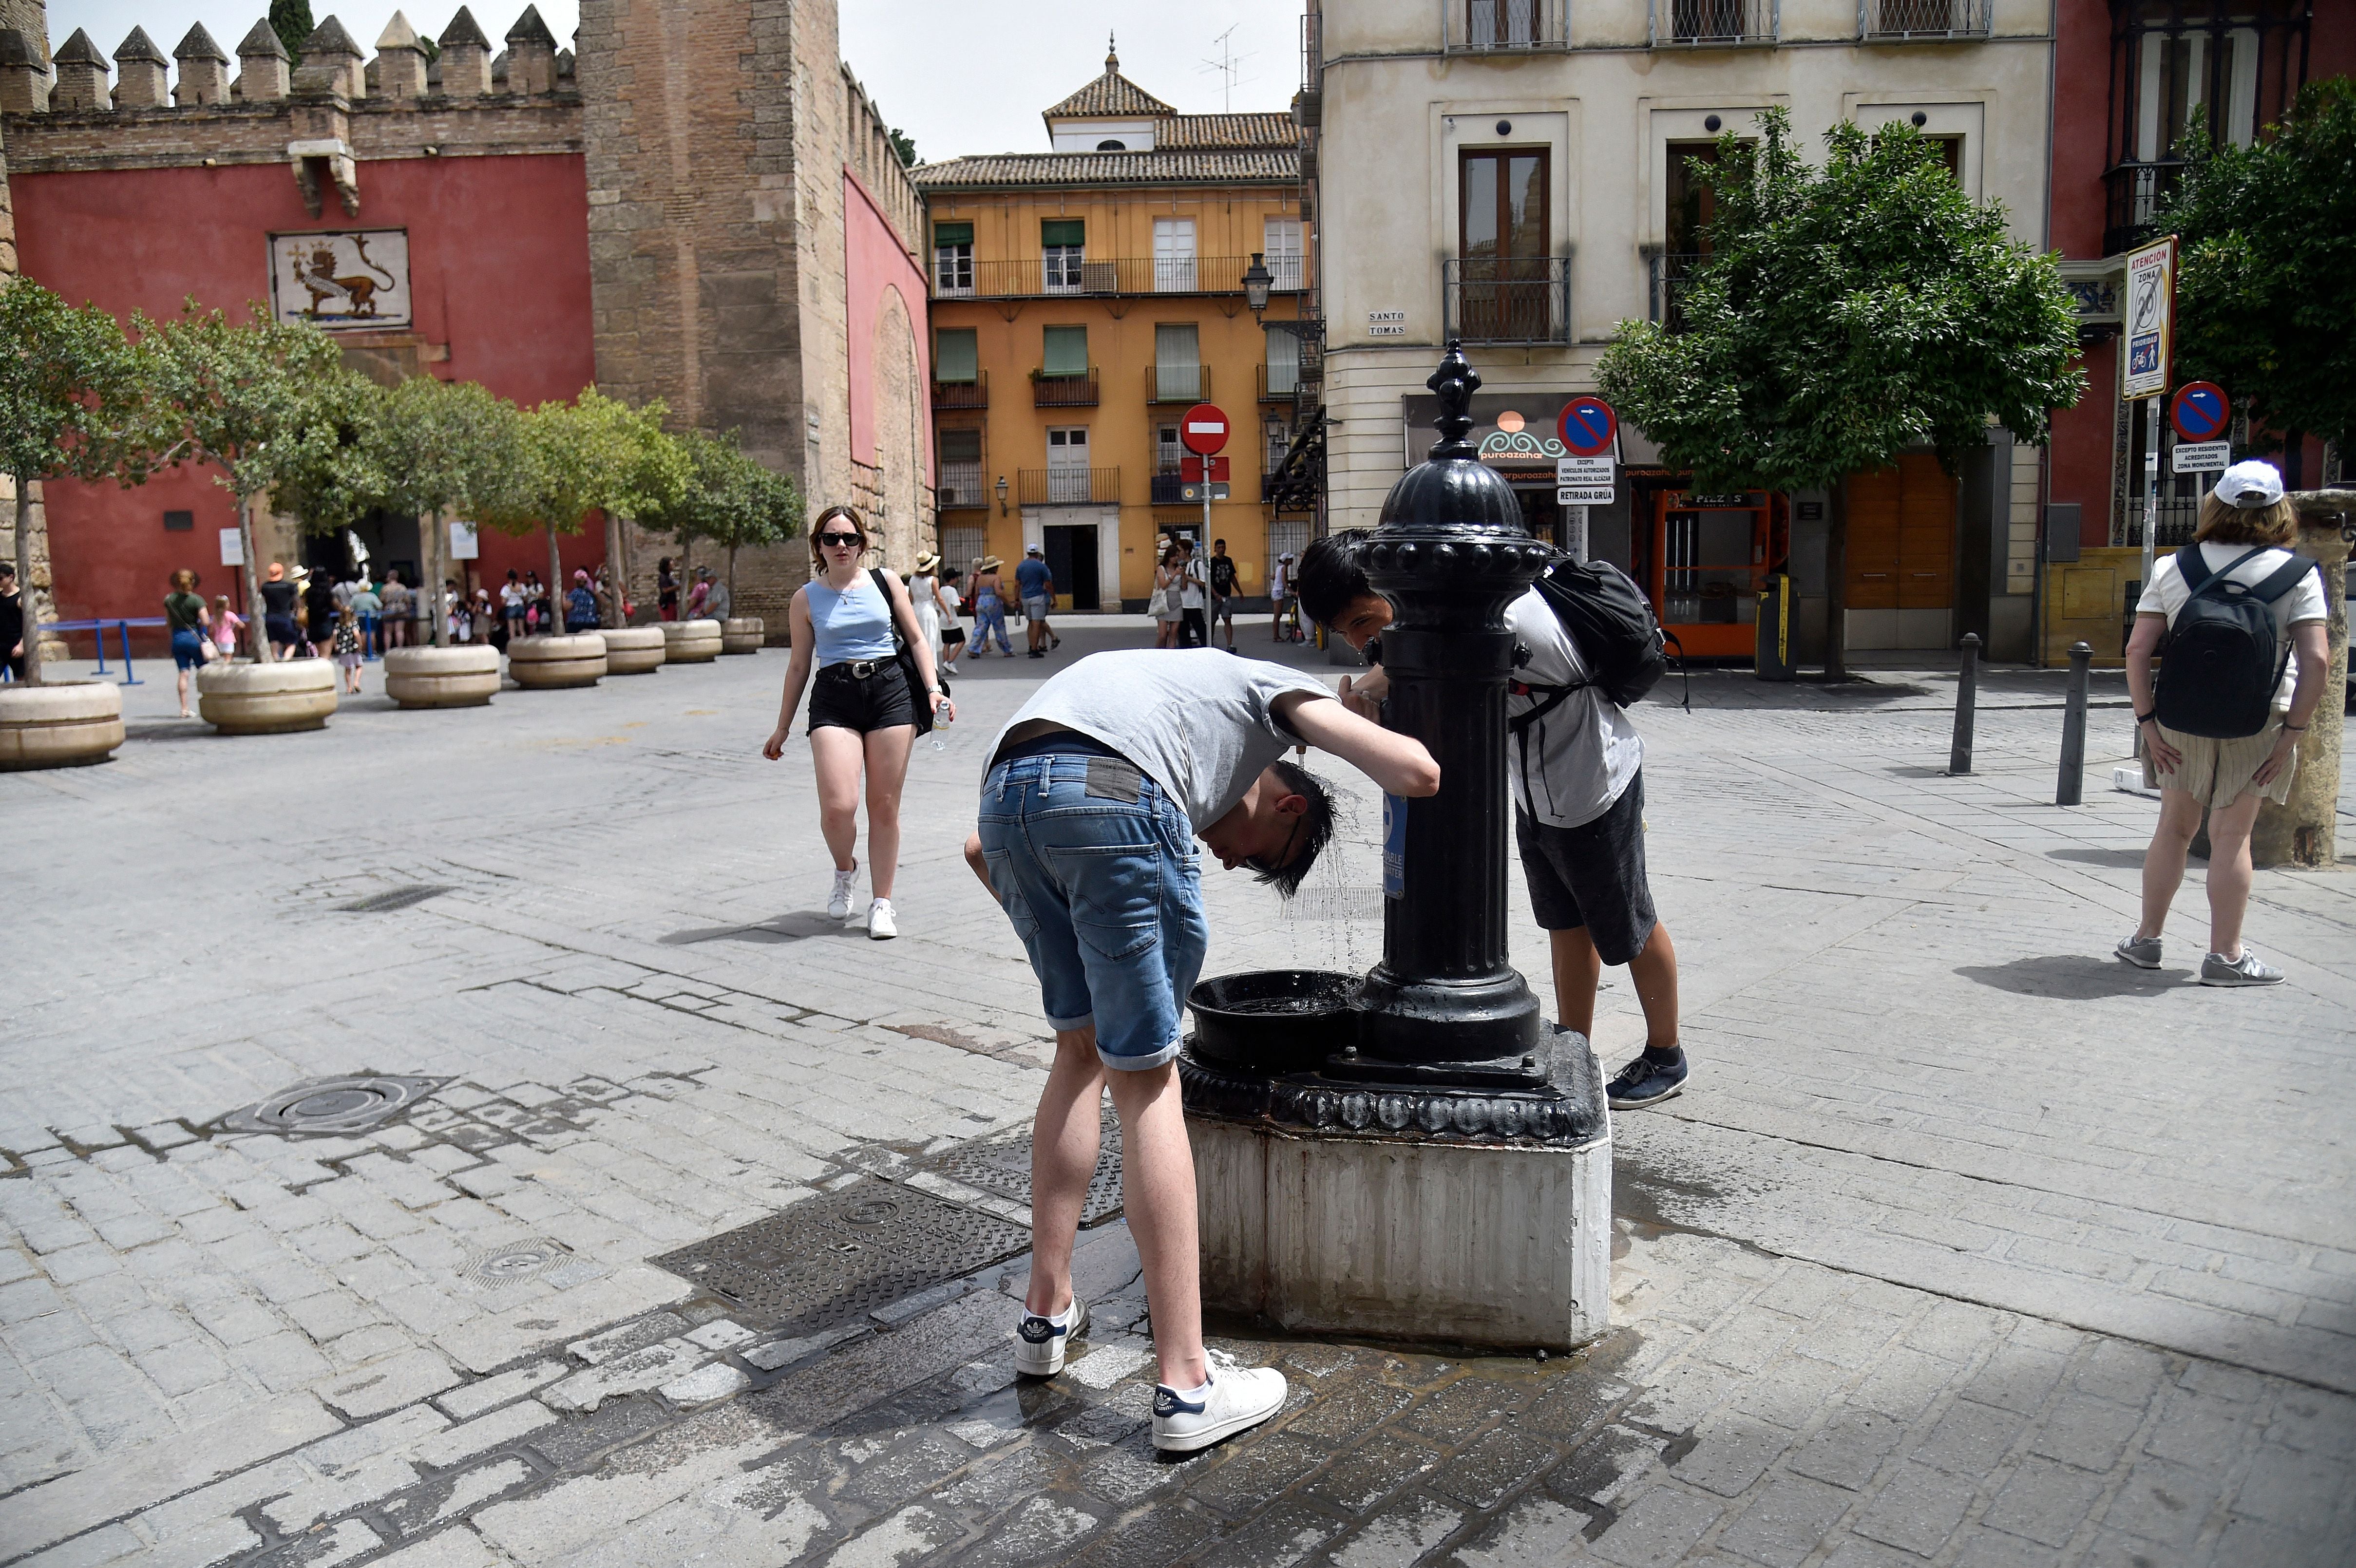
[808,660,915,735]
[1515,772,1657,966]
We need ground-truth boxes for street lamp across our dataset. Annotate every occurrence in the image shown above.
[1242,252,1273,317]
[995,474,1007,515]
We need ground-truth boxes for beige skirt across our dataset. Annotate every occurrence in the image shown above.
[2143,709,2298,807]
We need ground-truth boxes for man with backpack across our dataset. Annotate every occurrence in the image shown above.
[2120,461,2329,987]
[1297,531,1689,1109]
[1207,538,1240,651]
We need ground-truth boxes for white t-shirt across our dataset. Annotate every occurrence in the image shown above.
[2135,542,2327,710]
[1505,587,1646,830]
[938,582,962,620]
[1272,563,1291,600]
[1180,558,1208,609]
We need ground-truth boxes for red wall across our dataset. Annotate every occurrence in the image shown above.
[842,167,932,482]
[16,152,601,629]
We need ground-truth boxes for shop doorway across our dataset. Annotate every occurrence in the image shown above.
[1645,488,1782,659]
[1042,525,1099,613]
[1845,453,1956,649]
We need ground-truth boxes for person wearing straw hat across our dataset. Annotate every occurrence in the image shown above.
[970,555,1014,657]
[909,551,945,670]
[2119,459,2329,987]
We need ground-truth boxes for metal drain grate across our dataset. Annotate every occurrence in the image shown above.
[218,1075,448,1136]
[339,885,455,913]
[924,1104,1123,1227]
[650,1179,1030,1338]
[463,1237,606,1290]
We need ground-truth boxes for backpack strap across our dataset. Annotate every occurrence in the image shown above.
[2176,545,2268,600]
[2248,552,2319,605]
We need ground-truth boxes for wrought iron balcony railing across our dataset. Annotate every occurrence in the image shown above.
[1442,257,1572,345]
[931,369,987,410]
[1259,363,1300,402]
[1446,0,1568,51]
[1859,0,1991,38]
[930,256,1302,302]
[1647,252,1704,332]
[1148,365,1212,405]
[1031,368,1100,409]
[2104,161,2185,259]
[1150,473,1189,505]
[1297,11,1321,127]
[1018,467,1121,507]
[1651,0,1778,45]
[935,461,987,510]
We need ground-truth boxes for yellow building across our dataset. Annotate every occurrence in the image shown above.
[912,46,1311,610]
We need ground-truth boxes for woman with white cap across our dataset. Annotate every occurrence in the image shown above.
[2118,460,2329,986]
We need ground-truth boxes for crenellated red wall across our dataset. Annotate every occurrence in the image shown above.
[16,152,602,630]
[843,167,932,482]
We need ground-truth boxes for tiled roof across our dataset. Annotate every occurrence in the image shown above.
[1154,113,1297,150]
[1042,51,1176,121]
[911,149,1299,189]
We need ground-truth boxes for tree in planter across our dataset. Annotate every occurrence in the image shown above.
[1597,110,2084,679]
[2159,80,2356,486]
[650,430,804,618]
[130,300,372,664]
[487,390,684,635]
[353,377,529,646]
[0,282,142,686]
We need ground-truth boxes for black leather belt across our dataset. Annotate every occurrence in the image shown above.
[824,659,886,679]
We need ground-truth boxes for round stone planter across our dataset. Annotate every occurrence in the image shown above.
[721,617,766,655]
[383,645,501,709]
[506,633,608,689]
[663,618,723,664]
[197,659,339,735]
[602,625,668,675]
[0,680,126,771]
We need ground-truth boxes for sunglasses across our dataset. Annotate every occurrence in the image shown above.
[817,532,863,548]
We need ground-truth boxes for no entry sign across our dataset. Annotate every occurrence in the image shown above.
[1557,396,1617,458]
[1181,403,1229,456]
[2170,381,2230,443]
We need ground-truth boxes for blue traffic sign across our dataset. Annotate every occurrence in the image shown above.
[2170,381,2229,443]
[1557,396,1617,457]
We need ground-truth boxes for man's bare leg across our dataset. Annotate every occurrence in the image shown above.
[1104,1060,1206,1390]
[1024,1028,1106,1322]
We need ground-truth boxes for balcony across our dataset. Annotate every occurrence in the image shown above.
[1148,364,1212,404]
[1445,0,1568,51]
[1018,467,1121,507]
[936,461,987,510]
[931,370,987,410]
[1859,0,1991,39]
[1031,368,1099,409]
[1442,258,1571,345]
[1150,473,1189,505]
[1650,0,1778,45]
[2104,161,2184,258]
[931,257,1299,302]
[1647,252,1704,332]
[1258,363,1300,403]
[1296,11,1321,128]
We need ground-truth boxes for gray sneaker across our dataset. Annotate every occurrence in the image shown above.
[2201,949,2285,987]
[2114,934,2162,969]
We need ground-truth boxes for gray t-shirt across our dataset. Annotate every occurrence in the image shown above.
[992,648,1330,829]
[1506,587,1644,829]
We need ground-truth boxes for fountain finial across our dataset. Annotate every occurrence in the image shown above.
[1426,340,1481,460]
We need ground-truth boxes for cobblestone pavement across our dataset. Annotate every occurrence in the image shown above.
[3,622,2352,1568]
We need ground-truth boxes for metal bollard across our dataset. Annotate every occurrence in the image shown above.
[1948,633,1980,775]
[2056,640,2092,806]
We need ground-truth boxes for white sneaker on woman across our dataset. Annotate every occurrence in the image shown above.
[1152,1350,1288,1453]
[867,898,898,940]
[828,865,857,921]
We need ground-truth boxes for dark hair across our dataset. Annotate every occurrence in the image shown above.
[810,504,870,566]
[1296,530,1376,630]
[1256,760,1337,899]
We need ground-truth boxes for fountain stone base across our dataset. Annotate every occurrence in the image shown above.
[1180,1021,1611,1352]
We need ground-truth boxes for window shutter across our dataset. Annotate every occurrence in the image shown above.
[935,329,979,383]
[1043,324,1088,377]
[933,221,974,246]
[1041,219,1085,247]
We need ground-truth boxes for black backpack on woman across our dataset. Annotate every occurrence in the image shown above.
[2153,546,2318,739]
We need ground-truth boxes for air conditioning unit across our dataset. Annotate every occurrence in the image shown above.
[1081,262,1120,294]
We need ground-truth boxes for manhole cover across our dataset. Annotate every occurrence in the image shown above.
[218,1075,447,1135]
[464,1237,605,1289]
[651,1179,1030,1338]
[924,1104,1123,1227]
[340,885,455,913]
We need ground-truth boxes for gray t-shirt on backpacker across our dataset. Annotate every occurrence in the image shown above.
[991,648,1329,830]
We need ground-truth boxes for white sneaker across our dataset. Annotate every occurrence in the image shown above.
[1152,1350,1287,1453]
[828,865,857,921]
[1012,1296,1088,1377]
[867,898,898,940]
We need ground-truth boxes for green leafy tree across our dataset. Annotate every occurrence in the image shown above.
[484,390,686,634]
[0,282,142,685]
[131,301,362,664]
[1597,110,2084,678]
[2160,79,2356,483]
[651,430,804,609]
[269,0,313,64]
[889,128,918,168]
[356,378,531,646]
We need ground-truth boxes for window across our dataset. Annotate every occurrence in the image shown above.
[1265,417,1292,475]
[1664,141,1719,258]
[1158,424,1183,474]
[933,221,973,296]
[937,428,983,507]
[934,328,978,384]
[1265,330,1299,397]
[1042,324,1088,378]
[1046,427,1090,503]
[1153,218,1197,292]
[1263,217,1304,291]
[1097,139,1126,151]
[1467,0,1538,47]
[1042,219,1085,293]
[1456,147,1553,339]
[1154,323,1200,402]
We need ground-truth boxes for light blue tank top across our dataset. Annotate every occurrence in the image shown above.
[806,572,896,665]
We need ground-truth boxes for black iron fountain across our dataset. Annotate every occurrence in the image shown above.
[1178,343,1611,1351]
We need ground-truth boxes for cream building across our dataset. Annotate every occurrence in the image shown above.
[1309,0,2055,661]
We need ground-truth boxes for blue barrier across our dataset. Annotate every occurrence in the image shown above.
[36,618,168,685]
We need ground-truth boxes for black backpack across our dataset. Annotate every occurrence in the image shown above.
[2153,546,2317,739]
[1509,556,1681,733]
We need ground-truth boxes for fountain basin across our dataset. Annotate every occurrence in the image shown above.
[1187,969,1357,1074]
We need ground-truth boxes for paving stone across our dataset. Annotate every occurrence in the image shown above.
[1848,1463,1979,1557]
[1714,1473,1856,1568]
[1587,1482,1724,1568]
[1197,1500,1343,1568]
[660,1362,750,1405]
[1668,1413,1790,1500]
[1331,1492,1468,1568]
[1189,1433,1339,1517]
[434,1360,568,1422]
[1427,1427,1556,1511]
[544,1338,705,1414]
[1786,1411,1905,1492]
[1448,1493,1590,1568]
[1913,1399,2029,1479]
[813,1503,967,1568]
[1301,1431,1443,1514]
[959,1492,1104,1568]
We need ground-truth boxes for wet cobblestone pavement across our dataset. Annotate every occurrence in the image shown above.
[4,621,2353,1567]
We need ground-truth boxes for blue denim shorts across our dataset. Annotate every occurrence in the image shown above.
[977,748,1207,1071]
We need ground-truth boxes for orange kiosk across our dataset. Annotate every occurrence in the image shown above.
[1644,488,1787,659]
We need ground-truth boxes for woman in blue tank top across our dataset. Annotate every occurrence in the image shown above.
[762,506,951,941]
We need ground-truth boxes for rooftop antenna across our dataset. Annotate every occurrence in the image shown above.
[1197,25,1256,113]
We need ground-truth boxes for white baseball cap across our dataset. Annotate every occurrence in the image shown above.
[2213,459,2283,509]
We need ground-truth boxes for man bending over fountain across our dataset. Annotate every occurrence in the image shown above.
[1295,532,1689,1113]
[962,647,1440,1452]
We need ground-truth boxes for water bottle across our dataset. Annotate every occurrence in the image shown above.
[930,698,951,752]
